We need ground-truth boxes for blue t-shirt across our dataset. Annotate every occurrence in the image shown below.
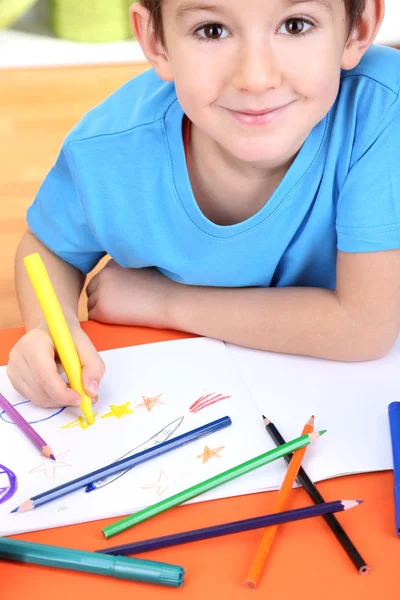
[27,45,400,290]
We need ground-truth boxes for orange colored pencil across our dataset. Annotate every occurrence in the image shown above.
[244,416,315,589]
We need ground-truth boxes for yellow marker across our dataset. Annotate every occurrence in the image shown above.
[24,253,94,425]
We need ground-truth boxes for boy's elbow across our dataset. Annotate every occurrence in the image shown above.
[344,328,398,362]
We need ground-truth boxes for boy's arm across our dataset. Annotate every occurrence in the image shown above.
[8,230,105,408]
[169,249,400,361]
[15,230,85,330]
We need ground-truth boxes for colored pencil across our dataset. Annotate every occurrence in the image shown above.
[102,429,326,539]
[245,416,315,588]
[388,401,400,536]
[97,499,362,556]
[24,252,94,425]
[0,537,184,587]
[11,415,232,513]
[262,415,370,574]
[0,392,55,460]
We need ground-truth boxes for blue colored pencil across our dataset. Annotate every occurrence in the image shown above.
[97,499,362,556]
[11,416,231,513]
[389,402,400,536]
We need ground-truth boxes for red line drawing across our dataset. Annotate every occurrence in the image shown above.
[189,392,232,414]
[142,470,189,496]
[28,449,71,480]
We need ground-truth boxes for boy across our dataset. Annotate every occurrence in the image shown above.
[7,0,400,409]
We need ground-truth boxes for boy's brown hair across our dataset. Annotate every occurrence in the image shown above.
[138,1,367,46]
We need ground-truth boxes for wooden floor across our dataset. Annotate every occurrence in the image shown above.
[0,62,149,330]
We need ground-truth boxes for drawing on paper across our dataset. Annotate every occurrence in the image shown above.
[60,413,98,430]
[85,416,184,492]
[189,393,231,414]
[196,445,225,464]
[0,400,66,425]
[0,464,18,505]
[28,449,71,479]
[100,402,134,420]
[135,393,164,412]
[142,469,189,496]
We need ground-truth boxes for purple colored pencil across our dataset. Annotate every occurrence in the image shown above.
[0,392,55,460]
[97,499,362,556]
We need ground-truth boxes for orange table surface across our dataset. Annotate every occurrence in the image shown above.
[0,321,398,599]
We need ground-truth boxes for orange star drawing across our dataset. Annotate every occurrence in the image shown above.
[142,470,189,496]
[196,445,225,464]
[28,450,71,479]
[101,402,134,420]
[60,413,98,430]
[135,393,164,412]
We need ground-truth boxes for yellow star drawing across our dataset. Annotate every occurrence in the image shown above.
[135,393,164,412]
[142,470,189,496]
[28,450,71,480]
[196,445,225,464]
[60,413,98,430]
[101,402,134,420]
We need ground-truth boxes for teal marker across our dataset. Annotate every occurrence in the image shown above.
[0,537,184,587]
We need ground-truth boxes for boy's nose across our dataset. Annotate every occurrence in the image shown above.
[232,43,282,94]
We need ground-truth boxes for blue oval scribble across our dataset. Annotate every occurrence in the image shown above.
[0,400,66,425]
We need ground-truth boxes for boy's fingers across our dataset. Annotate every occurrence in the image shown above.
[73,330,106,397]
[87,293,97,312]
[13,373,80,409]
[40,377,82,407]
[28,351,81,407]
[86,276,98,298]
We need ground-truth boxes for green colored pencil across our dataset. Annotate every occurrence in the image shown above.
[103,429,326,539]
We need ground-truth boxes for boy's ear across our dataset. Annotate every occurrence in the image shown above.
[341,0,385,70]
[130,3,174,81]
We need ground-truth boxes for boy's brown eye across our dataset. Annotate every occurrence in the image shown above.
[203,24,224,39]
[285,19,305,34]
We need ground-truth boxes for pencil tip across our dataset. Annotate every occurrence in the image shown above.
[356,500,364,504]
[41,445,56,460]
[319,429,327,436]
[12,499,34,513]
[262,415,271,424]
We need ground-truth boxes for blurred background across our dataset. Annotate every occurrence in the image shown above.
[1,0,399,329]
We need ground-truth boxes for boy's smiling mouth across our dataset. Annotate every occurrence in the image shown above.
[223,101,295,126]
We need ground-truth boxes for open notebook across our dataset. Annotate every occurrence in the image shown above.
[0,335,397,536]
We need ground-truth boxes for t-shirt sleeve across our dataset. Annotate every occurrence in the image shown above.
[336,96,400,252]
[27,144,106,273]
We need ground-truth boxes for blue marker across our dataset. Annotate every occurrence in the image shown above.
[388,402,400,536]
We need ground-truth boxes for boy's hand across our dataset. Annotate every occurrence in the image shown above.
[87,260,176,329]
[7,325,105,408]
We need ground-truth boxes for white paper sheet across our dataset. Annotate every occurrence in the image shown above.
[1,334,396,536]
[226,335,399,482]
[0,338,283,536]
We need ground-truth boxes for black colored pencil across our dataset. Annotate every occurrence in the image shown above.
[97,499,361,556]
[262,416,369,575]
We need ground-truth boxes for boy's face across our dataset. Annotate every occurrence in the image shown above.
[160,0,354,166]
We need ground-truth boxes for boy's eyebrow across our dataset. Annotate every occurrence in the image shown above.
[284,0,333,14]
[175,3,228,20]
[175,0,333,19]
